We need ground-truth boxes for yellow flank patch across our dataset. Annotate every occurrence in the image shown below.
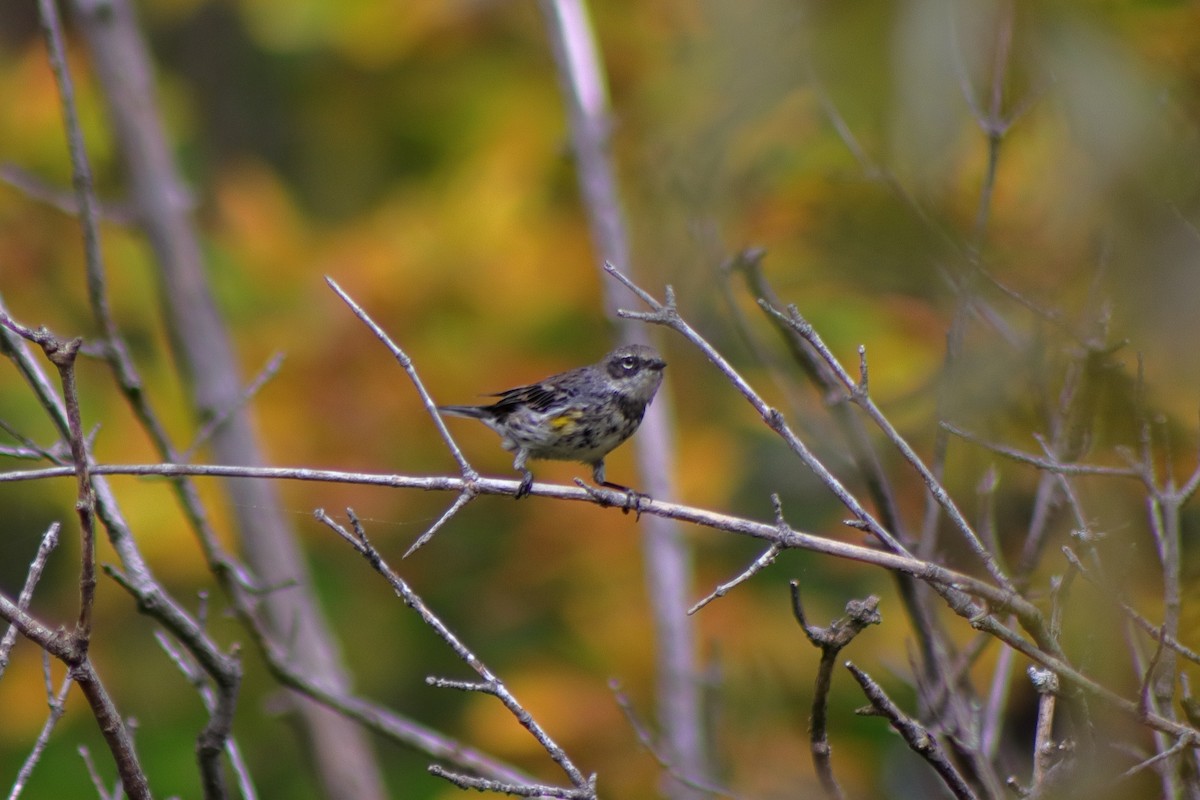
[549,411,581,430]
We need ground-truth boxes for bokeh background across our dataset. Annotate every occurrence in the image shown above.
[3,0,1200,797]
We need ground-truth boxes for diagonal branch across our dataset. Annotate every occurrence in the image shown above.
[316,509,593,794]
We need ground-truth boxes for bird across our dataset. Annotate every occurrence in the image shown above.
[438,344,666,501]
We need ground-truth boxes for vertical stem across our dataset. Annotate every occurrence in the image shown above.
[1152,491,1184,797]
[33,0,102,643]
[539,2,707,795]
[45,339,97,639]
[67,1,388,797]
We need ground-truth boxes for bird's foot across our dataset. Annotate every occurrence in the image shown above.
[620,488,651,520]
[577,478,651,520]
[515,471,534,500]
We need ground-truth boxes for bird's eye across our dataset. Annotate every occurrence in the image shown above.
[621,356,637,371]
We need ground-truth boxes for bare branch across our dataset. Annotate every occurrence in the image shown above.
[403,489,477,558]
[609,681,743,799]
[181,351,286,462]
[1028,667,1061,794]
[608,263,908,556]
[848,661,979,800]
[0,523,60,680]
[155,631,254,800]
[314,509,590,790]
[7,672,72,800]
[795,588,880,800]
[428,766,595,800]
[760,301,1012,590]
[8,456,1184,740]
[326,277,477,481]
[7,460,1032,612]
[1120,735,1197,781]
[944,423,1139,477]
[0,163,137,224]
[688,543,780,615]
[76,745,117,800]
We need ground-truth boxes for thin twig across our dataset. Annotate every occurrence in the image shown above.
[609,681,743,799]
[45,337,96,636]
[314,509,591,791]
[0,163,138,224]
[761,301,1013,591]
[1062,546,1200,666]
[847,661,979,800]
[606,263,908,557]
[0,319,98,640]
[404,489,476,558]
[181,351,286,462]
[34,0,106,327]
[0,523,60,680]
[1028,667,1060,793]
[943,423,1139,477]
[1120,734,1196,780]
[688,494,790,616]
[0,417,61,462]
[7,673,72,800]
[326,277,476,481]
[688,544,780,615]
[427,766,594,799]
[77,746,116,800]
[154,632,253,800]
[794,587,880,800]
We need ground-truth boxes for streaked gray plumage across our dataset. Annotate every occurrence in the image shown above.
[439,344,666,498]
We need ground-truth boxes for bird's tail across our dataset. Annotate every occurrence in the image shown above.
[437,404,492,420]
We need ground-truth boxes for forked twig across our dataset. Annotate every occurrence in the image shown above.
[689,494,789,615]
[849,662,978,800]
[605,262,908,557]
[315,509,594,796]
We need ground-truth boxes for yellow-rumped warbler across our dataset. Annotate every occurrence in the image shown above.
[439,344,666,499]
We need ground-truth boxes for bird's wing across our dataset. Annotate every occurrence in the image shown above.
[487,380,563,414]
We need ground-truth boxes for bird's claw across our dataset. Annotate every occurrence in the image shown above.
[576,478,651,520]
[515,471,534,500]
[621,488,651,520]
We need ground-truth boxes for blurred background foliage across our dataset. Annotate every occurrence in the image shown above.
[2,0,1200,797]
